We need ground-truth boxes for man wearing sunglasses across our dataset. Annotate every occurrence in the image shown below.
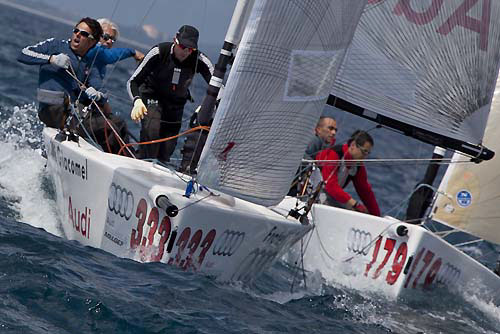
[17,17,104,129]
[127,25,214,163]
[83,18,144,80]
[76,18,144,155]
[316,130,380,216]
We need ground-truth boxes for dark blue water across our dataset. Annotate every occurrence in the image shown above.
[1,3,499,333]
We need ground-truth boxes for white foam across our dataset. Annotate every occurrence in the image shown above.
[0,142,62,236]
[463,287,500,327]
[0,104,62,236]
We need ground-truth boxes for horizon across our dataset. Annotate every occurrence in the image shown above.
[2,0,238,48]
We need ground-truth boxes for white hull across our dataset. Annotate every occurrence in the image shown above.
[43,128,310,283]
[279,198,500,304]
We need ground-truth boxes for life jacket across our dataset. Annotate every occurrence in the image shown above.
[332,144,359,188]
[143,42,198,104]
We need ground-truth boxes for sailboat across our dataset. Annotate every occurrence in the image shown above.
[288,0,500,303]
[431,76,500,255]
[41,0,368,283]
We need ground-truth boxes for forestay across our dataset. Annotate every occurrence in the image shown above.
[432,72,500,245]
[331,0,500,147]
[197,0,367,206]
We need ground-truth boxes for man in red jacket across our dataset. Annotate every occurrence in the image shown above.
[316,130,380,216]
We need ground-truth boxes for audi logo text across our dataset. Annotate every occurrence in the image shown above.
[212,230,245,256]
[346,228,372,255]
[108,183,134,220]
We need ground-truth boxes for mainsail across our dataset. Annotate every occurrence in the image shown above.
[432,73,500,245]
[197,0,367,206]
[330,0,500,158]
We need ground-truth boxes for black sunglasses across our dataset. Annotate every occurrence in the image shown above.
[102,33,116,42]
[73,28,94,39]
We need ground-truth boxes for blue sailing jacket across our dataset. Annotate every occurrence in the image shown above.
[17,38,102,106]
[83,44,136,80]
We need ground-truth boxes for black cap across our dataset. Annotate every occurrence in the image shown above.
[176,25,199,49]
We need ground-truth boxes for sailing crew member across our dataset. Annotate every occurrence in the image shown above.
[316,130,380,216]
[80,18,144,154]
[288,116,337,196]
[17,17,105,129]
[306,116,337,159]
[127,25,214,163]
[85,18,144,80]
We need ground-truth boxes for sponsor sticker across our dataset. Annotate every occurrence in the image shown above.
[456,189,472,208]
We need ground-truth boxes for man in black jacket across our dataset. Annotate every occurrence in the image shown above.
[127,25,214,162]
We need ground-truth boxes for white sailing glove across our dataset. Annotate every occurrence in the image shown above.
[49,53,70,69]
[85,87,103,101]
[131,98,147,122]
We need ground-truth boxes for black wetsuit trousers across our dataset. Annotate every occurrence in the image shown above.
[139,100,185,162]
[38,104,68,129]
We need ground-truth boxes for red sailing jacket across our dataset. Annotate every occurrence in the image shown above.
[316,143,380,216]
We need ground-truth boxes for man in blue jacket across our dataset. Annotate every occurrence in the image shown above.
[18,17,104,129]
[78,18,144,155]
[84,18,144,80]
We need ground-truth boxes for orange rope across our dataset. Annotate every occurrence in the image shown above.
[117,125,210,156]
[103,121,112,153]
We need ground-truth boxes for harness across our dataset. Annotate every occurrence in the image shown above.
[158,42,197,94]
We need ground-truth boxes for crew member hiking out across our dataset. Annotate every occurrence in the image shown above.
[17,17,104,129]
[316,130,380,216]
[127,25,214,163]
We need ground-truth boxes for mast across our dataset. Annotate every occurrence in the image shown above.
[197,0,254,125]
[196,0,368,206]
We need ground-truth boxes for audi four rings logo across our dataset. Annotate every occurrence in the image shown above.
[346,228,372,255]
[437,263,461,286]
[212,230,245,256]
[230,248,278,282]
[108,183,134,220]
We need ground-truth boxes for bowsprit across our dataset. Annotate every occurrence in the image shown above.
[108,183,134,220]
[212,229,245,256]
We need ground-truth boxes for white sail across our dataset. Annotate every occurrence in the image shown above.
[197,0,367,206]
[432,73,500,245]
[332,0,500,146]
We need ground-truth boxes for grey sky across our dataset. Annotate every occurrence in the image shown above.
[24,0,238,45]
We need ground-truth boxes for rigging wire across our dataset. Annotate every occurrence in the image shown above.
[101,0,158,91]
[290,223,316,293]
[64,67,137,158]
[342,221,402,263]
[303,157,472,166]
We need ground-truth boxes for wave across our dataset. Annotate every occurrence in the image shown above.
[0,103,62,236]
